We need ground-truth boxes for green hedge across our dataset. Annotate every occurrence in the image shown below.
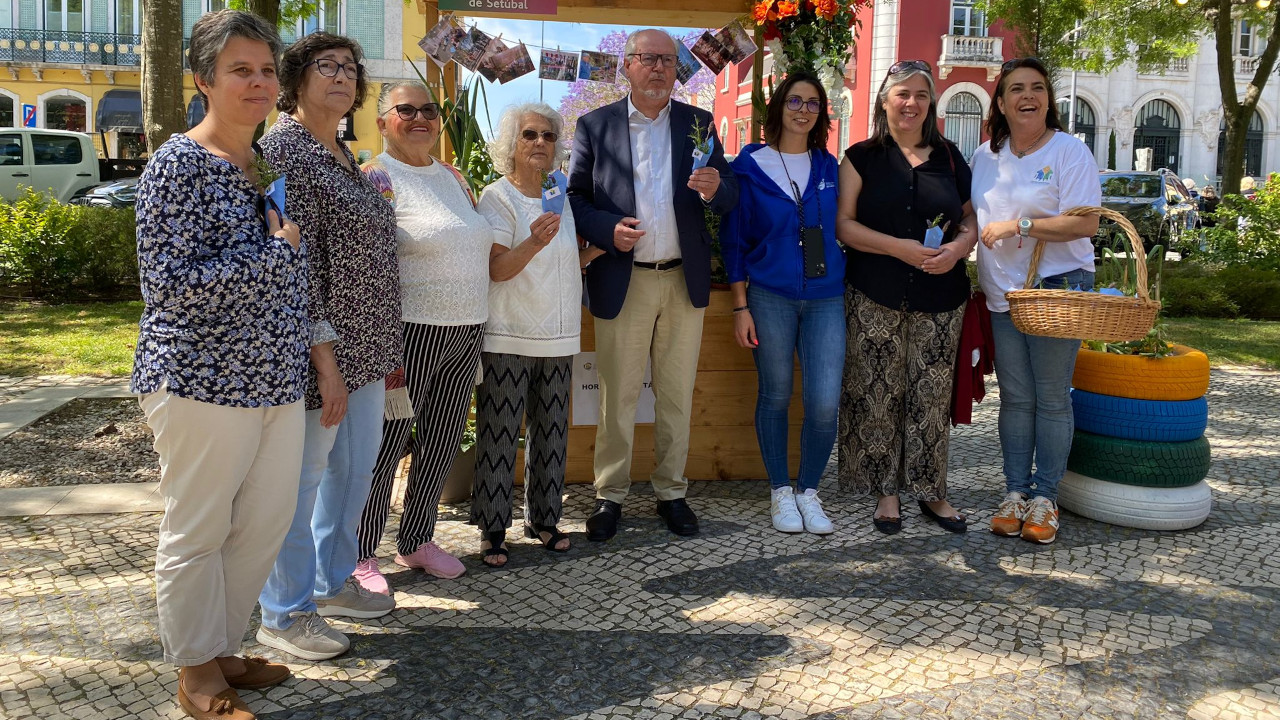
[0,189,137,301]
[1160,261,1280,319]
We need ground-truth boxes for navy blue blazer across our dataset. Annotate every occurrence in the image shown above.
[568,97,738,320]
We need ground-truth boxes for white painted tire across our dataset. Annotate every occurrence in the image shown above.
[1058,471,1212,531]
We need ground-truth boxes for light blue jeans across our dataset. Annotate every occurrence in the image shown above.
[259,379,385,630]
[748,284,845,491]
[989,269,1094,500]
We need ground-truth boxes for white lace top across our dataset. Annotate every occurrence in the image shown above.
[376,152,491,326]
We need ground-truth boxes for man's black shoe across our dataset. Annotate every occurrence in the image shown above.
[586,499,622,542]
[656,498,699,536]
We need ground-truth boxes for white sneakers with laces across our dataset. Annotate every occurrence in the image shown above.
[771,486,804,533]
[794,489,834,535]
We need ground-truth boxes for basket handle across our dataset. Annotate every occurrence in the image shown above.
[1021,205,1151,302]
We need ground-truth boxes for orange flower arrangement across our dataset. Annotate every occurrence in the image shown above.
[750,0,872,90]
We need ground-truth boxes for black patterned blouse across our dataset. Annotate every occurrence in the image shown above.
[131,134,309,408]
[259,114,402,411]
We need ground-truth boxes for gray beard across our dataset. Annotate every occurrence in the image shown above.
[637,87,672,101]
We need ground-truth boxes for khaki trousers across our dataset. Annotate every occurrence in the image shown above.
[141,387,304,666]
[593,265,705,503]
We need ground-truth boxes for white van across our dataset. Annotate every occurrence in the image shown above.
[0,128,101,203]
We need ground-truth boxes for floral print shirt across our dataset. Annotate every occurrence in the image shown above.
[131,134,309,407]
[260,115,402,410]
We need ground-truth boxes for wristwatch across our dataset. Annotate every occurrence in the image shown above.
[1017,217,1033,238]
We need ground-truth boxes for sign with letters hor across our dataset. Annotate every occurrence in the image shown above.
[571,352,655,426]
[438,0,557,15]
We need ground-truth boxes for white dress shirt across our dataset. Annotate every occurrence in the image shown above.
[627,96,681,263]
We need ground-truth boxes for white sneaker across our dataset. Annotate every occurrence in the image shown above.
[795,490,834,535]
[770,486,804,533]
[255,611,349,662]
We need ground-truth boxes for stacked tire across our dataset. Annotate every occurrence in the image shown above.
[1060,345,1213,531]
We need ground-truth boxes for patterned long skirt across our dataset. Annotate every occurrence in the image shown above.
[838,288,966,500]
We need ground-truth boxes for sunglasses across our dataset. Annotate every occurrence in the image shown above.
[521,129,559,143]
[888,59,931,75]
[385,103,441,121]
[784,95,824,114]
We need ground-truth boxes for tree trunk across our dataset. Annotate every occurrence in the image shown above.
[244,0,279,30]
[1214,0,1280,195]
[140,0,186,153]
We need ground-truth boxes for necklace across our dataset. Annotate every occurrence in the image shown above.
[1012,127,1052,158]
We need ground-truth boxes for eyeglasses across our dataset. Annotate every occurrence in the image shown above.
[384,103,441,121]
[784,96,824,114]
[520,129,559,143]
[627,53,678,68]
[888,59,931,75]
[306,58,362,80]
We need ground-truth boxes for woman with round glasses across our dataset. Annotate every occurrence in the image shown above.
[468,102,582,566]
[352,80,492,590]
[971,57,1099,545]
[721,71,844,535]
[835,59,978,535]
[254,31,401,663]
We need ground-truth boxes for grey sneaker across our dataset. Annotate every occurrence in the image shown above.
[255,611,349,662]
[316,577,395,620]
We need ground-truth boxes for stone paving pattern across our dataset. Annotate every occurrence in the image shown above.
[1,367,1278,719]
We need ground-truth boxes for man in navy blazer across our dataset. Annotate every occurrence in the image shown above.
[568,28,738,542]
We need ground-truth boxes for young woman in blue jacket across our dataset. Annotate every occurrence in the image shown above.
[721,71,846,535]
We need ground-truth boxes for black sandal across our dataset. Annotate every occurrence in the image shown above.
[481,530,508,568]
[524,523,571,552]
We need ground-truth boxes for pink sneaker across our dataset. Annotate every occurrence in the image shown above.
[352,557,390,596]
[394,542,466,579]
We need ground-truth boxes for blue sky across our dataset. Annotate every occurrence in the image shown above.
[452,18,706,136]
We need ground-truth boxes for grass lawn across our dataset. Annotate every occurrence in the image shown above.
[0,300,141,377]
[0,300,1277,377]
[1162,317,1280,370]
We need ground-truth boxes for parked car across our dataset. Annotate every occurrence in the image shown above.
[69,176,139,208]
[1095,169,1199,257]
[1,128,144,205]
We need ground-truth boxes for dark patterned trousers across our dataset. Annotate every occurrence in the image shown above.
[470,352,571,534]
[838,289,966,501]
[357,321,484,559]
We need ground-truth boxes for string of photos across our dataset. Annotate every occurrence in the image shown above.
[418,13,759,87]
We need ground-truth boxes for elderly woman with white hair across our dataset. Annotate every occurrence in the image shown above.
[469,102,582,567]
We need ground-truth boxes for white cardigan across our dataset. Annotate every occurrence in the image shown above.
[476,177,582,357]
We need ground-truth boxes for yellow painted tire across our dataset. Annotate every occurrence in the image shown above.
[1071,345,1210,401]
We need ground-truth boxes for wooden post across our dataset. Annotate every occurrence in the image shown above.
[751,22,764,143]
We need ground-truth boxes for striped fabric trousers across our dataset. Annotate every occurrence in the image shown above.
[357,321,484,559]
[470,352,572,535]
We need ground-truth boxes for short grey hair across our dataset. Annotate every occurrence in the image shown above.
[623,29,678,58]
[488,102,567,177]
[378,79,433,115]
[188,10,282,101]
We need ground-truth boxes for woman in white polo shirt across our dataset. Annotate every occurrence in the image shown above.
[471,102,583,567]
[970,57,1101,546]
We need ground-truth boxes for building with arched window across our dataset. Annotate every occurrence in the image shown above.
[943,91,983,160]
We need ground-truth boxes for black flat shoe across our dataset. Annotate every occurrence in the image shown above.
[872,515,902,535]
[656,498,699,536]
[524,522,570,552]
[480,530,508,568]
[917,500,967,533]
[586,499,622,542]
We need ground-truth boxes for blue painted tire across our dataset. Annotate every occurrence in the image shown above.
[1071,390,1208,442]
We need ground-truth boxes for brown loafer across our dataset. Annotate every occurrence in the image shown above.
[223,656,291,690]
[177,673,255,719]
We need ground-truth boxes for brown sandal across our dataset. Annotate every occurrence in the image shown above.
[222,656,291,690]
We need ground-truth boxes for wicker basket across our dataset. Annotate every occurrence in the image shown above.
[1005,206,1160,342]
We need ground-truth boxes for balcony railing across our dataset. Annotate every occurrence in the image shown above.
[938,34,1004,80]
[1168,57,1189,74]
[0,28,141,66]
[1236,55,1260,76]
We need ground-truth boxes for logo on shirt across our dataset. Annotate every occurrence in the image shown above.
[1032,166,1054,183]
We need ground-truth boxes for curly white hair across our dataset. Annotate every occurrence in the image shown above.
[488,102,567,177]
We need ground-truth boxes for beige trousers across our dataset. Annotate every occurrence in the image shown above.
[141,387,304,666]
[593,266,706,503]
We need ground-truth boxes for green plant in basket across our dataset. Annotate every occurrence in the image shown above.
[1085,242,1173,357]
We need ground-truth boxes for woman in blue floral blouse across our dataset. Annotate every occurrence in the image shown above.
[131,10,305,720]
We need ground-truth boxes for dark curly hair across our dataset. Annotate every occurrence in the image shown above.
[763,72,831,151]
[276,31,368,114]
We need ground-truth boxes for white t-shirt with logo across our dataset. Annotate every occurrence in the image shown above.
[970,131,1101,313]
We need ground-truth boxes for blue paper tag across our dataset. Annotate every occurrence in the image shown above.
[923,225,944,249]
[691,135,715,170]
[264,175,287,223]
[542,170,567,215]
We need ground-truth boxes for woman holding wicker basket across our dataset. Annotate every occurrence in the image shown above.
[970,57,1101,545]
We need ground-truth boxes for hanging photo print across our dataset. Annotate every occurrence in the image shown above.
[676,42,703,85]
[455,26,498,71]
[476,37,509,82]
[718,21,757,64]
[419,14,460,68]
[690,31,731,75]
[539,49,579,82]
[491,43,535,84]
[691,20,757,75]
[578,50,620,84]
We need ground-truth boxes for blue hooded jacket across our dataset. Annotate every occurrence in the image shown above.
[721,143,845,300]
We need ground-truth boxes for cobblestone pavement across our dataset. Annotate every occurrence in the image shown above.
[1,367,1278,719]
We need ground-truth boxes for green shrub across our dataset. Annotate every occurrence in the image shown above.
[1161,274,1238,318]
[1203,172,1280,271]
[1158,260,1280,319]
[1217,265,1280,319]
[0,189,138,300]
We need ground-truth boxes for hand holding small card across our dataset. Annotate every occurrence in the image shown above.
[692,134,715,170]
[541,170,567,215]
[264,175,287,223]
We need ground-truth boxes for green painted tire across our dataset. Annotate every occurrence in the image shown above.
[1066,430,1211,488]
